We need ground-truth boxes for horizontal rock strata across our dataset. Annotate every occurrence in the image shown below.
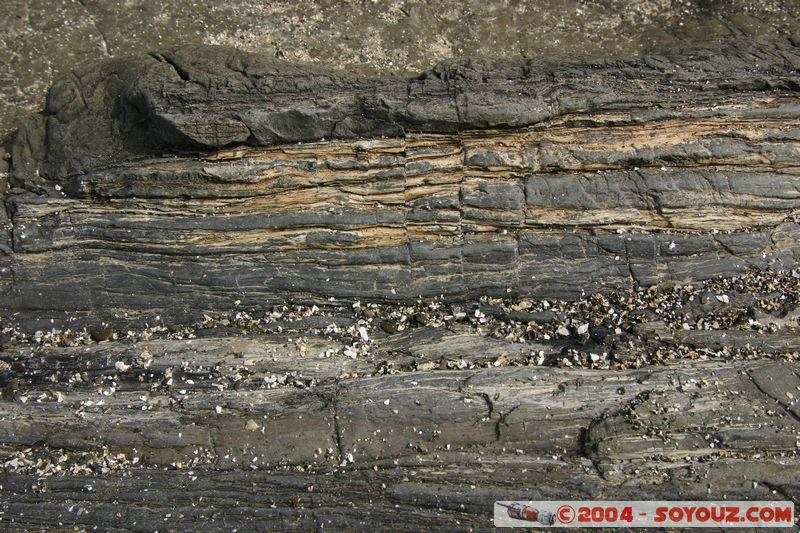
[1,323,799,530]
[2,37,800,530]
[1,38,799,331]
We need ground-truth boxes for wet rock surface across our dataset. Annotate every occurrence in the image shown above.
[0,37,799,531]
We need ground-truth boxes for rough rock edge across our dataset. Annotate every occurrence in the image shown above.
[9,36,800,188]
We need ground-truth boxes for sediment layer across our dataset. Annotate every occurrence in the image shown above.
[1,38,800,531]
[2,38,800,329]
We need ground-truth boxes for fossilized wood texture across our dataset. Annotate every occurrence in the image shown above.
[1,331,799,531]
[2,38,800,330]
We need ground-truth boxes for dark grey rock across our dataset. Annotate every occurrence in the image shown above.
[0,37,799,331]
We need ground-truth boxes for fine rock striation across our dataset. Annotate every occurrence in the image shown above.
[2,38,800,330]
[1,38,800,532]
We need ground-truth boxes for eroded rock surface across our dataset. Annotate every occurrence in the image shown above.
[2,38,799,331]
[0,38,799,531]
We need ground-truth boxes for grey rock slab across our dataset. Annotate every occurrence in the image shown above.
[3,38,799,330]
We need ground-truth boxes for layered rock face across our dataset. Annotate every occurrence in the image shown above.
[3,38,800,330]
[1,39,800,532]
